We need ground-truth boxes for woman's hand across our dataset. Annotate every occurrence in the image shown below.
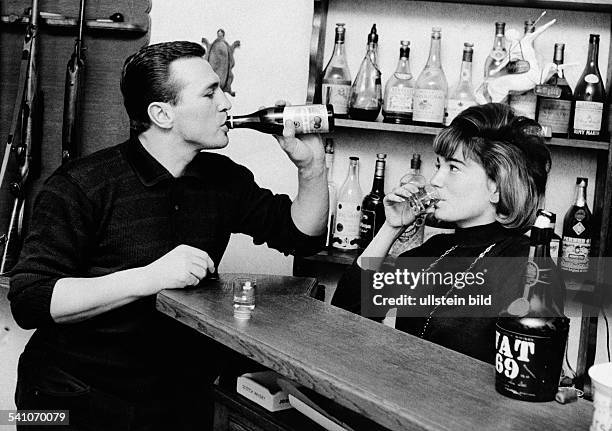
[383,182,424,228]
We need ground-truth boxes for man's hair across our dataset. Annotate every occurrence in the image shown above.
[433,103,551,232]
[120,41,206,135]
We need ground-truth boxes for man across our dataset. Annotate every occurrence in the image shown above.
[9,41,327,430]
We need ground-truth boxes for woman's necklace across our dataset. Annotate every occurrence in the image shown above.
[419,242,497,338]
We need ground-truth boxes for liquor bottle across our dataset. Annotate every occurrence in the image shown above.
[359,153,387,248]
[508,21,537,120]
[496,210,569,401]
[226,104,334,134]
[445,42,477,126]
[570,34,606,140]
[535,43,573,138]
[348,24,382,121]
[560,178,592,288]
[332,157,363,250]
[325,138,337,248]
[382,41,414,124]
[322,23,352,118]
[547,211,562,265]
[484,22,507,78]
[389,154,426,256]
[412,27,447,127]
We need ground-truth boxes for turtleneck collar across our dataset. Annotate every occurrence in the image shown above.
[453,222,517,247]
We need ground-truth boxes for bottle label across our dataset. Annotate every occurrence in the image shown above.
[359,209,376,245]
[573,101,603,133]
[509,92,536,119]
[333,201,361,249]
[412,89,445,123]
[385,87,413,113]
[284,105,330,134]
[537,99,571,134]
[445,99,476,126]
[559,236,590,272]
[584,74,600,84]
[322,82,351,115]
[535,84,562,98]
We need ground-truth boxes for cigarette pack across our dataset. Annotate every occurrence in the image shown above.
[236,371,292,412]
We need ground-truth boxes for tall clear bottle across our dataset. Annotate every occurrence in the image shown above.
[324,139,337,248]
[348,24,382,122]
[389,154,426,256]
[413,27,447,127]
[445,42,477,126]
[332,157,363,250]
[359,154,387,248]
[322,23,352,118]
[535,43,573,138]
[570,34,606,140]
[382,41,414,124]
[508,20,537,119]
[484,22,507,78]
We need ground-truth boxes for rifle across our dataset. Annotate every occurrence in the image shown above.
[62,0,86,164]
[0,0,43,273]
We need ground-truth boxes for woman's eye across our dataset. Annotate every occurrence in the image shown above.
[434,163,440,170]
[449,164,460,172]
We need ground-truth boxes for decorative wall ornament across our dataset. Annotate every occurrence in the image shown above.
[202,29,240,96]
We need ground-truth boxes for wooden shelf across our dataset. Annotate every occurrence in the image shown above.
[0,14,148,34]
[418,0,612,13]
[334,119,610,151]
[303,248,359,266]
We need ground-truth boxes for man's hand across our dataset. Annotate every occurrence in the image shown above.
[273,120,325,174]
[144,245,215,292]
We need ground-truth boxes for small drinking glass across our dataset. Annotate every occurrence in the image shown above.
[233,278,256,319]
[400,185,440,225]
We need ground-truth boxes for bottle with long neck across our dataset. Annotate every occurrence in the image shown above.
[348,24,382,122]
[445,42,477,126]
[359,153,387,248]
[508,20,537,119]
[324,139,337,248]
[570,34,606,140]
[383,41,414,124]
[484,22,507,78]
[560,178,592,286]
[496,210,569,401]
[535,43,573,138]
[412,27,447,126]
[227,104,334,134]
[322,23,351,118]
[332,157,363,250]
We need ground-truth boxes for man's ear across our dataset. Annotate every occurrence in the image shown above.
[147,102,174,129]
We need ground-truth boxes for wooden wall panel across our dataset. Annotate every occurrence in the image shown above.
[0,0,151,251]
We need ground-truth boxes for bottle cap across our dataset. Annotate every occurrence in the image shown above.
[576,177,588,186]
[325,138,334,154]
[410,153,421,169]
[349,156,359,161]
[376,153,387,160]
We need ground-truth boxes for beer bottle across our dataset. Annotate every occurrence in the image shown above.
[226,104,334,134]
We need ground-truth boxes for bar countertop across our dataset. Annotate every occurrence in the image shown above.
[156,273,593,431]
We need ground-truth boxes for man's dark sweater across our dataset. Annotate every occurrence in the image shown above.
[9,136,323,399]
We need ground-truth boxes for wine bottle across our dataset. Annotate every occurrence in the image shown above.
[359,153,387,248]
[412,27,447,127]
[484,22,507,78]
[535,43,573,138]
[508,21,537,120]
[325,138,337,248]
[570,34,606,140]
[560,177,592,289]
[496,210,569,402]
[348,24,382,121]
[332,157,363,250]
[322,23,352,118]
[382,41,414,124]
[445,42,477,126]
[389,154,426,257]
[226,104,334,134]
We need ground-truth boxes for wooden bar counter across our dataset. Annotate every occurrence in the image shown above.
[156,273,592,431]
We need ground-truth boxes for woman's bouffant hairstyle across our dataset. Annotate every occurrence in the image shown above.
[120,41,206,135]
[433,103,551,232]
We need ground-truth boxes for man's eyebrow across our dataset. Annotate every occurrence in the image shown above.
[200,81,219,92]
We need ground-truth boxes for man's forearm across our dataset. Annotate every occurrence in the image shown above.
[51,267,156,324]
[290,165,328,236]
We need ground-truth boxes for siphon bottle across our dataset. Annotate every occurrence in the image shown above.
[359,153,387,249]
[322,23,352,118]
[226,104,334,134]
[412,27,447,127]
[382,40,414,124]
[496,210,569,401]
[348,24,382,121]
[445,42,477,126]
[332,157,363,250]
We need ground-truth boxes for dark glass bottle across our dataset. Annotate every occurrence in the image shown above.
[226,104,334,134]
[496,210,569,401]
[348,24,382,121]
[570,34,606,140]
[359,153,386,248]
[535,43,573,138]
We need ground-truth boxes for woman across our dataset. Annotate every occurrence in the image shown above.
[332,103,557,363]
